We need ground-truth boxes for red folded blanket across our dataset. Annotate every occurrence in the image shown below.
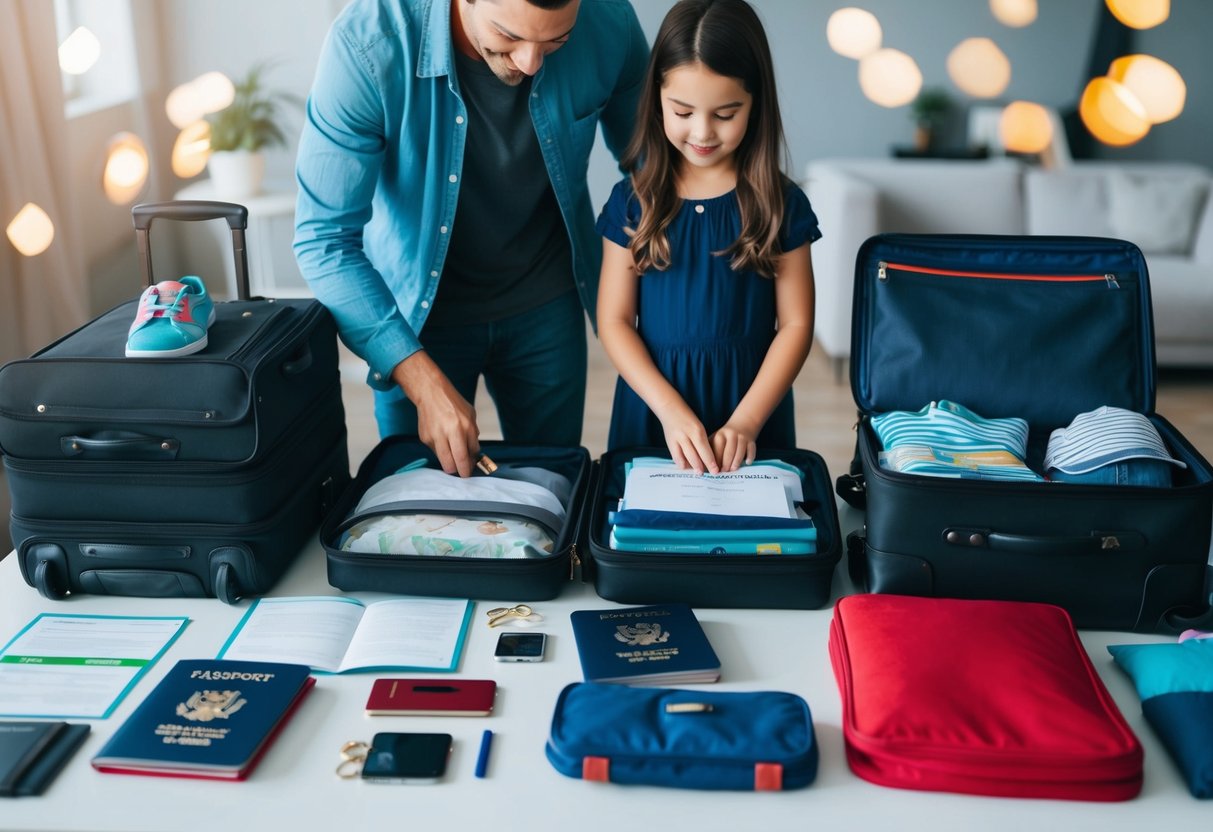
[829,594,1142,801]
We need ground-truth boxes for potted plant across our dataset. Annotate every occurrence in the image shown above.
[909,88,953,152]
[205,63,300,199]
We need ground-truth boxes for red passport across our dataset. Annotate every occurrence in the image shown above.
[365,679,496,716]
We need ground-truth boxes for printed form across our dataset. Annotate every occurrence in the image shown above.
[0,614,188,718]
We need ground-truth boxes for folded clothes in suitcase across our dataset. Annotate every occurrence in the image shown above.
[0,202,350,603]
[322,436,590,601]
[828,594,1143,801]
[840,234,1213,631]
[585,447,841,609]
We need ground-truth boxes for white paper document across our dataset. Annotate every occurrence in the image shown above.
[622,466,796,518]
[0,614,188,718]
[216,596,473,673]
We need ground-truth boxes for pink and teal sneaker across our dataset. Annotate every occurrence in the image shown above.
[125,275,216,358]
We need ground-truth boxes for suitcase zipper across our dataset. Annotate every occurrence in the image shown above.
[877,260,1120,286]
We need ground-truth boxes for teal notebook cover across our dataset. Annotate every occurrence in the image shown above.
[570,603,721,685]
[91,659,313,780]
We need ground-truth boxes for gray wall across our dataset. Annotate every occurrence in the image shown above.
[157,0,1213,194]
[149,0,1212,287]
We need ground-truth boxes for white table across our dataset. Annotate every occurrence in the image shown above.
[0,522,1204,831]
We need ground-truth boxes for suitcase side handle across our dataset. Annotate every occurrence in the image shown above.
[131,200,251,300]
[944,527,1146,555]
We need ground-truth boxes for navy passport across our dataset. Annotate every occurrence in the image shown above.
[570,603,721,685]
[0,721,90,797]
[92,659,314,781]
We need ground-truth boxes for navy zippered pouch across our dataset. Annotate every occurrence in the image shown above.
[545,682,817,791]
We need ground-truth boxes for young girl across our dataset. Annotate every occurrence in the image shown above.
[597,0,819,474]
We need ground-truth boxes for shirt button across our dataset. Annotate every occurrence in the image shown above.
[440,226,448,234]
[421,300,430,309]
[449,174,457,183]
[372,372,382,381]
[694,204,705,214]
[455,116,464,124]
[430,270,438,277]
[531,92,538,99]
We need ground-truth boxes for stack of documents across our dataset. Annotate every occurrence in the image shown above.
[609,458,816,555]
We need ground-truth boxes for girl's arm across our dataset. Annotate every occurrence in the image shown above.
[598,239,720,474]
[712,242,816,471]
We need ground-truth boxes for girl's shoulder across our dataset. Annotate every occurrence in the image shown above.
[604,176,641,219]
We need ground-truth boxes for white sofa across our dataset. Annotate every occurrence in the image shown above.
[804,158,1213,377]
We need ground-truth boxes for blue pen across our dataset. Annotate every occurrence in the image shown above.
[474,729,493,778]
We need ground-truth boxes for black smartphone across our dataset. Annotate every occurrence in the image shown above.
[493,631,547,662]
[360,732,452,784]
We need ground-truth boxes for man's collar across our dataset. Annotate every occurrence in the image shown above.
[416,0,455,79]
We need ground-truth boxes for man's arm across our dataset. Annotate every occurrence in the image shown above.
[597,4,649,166]
[293,25,421,389]
[295,24,481,472]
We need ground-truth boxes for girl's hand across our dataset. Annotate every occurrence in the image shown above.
[710,422,758,472]
[658,407,719,475]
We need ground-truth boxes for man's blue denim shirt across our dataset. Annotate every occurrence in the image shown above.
[294,0,648,389]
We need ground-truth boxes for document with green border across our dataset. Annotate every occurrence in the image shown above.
[0,614,188,719]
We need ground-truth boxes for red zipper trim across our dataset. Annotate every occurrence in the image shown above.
[885,262,1108,283]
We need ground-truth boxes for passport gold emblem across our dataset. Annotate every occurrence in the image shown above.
[614,622,670,647]
[176,689,248,722]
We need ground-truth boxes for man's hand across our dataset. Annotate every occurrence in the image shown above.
[391,352,480,477]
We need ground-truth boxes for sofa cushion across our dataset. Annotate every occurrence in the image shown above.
[1024,170,1113,237]
[1107,171,1209,255]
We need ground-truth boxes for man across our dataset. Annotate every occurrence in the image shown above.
[294,0,648,475]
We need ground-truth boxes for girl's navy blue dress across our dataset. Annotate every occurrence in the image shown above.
[597,178,821,451]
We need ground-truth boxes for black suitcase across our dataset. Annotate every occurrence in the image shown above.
[841,233,1213,631]
[322,437,590,601]
[584,447,842,609]
[0,201,350,603]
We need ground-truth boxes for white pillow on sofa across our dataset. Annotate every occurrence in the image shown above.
[1024,171,1112,237]
[1106,171,1209,255]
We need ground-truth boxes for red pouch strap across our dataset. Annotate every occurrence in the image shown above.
[582,756,610,782]
[754,762,783,791]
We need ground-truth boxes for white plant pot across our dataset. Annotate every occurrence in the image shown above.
[206,150,266,201]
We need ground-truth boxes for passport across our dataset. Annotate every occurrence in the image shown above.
[91,659,313,781]
[570,603,721,685]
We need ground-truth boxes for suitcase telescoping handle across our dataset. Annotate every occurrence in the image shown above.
[131,201,251,300]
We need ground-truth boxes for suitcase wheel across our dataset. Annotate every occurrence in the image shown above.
[214,561,242,605]
[34,556,68,600]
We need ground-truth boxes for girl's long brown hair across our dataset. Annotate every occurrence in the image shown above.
[623,0,790,278]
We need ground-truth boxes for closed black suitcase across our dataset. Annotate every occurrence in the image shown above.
[842,233,1213,631]
[322,437,590,601]
[584,447,842,609]
[0,201,350,603]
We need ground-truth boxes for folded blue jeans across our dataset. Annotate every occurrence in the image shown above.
[1049,458,1173,487]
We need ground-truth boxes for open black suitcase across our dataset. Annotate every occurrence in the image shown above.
[585,447,842,609]
[0,202,350,603]
[841,233,1213,631]
[321,439,840,608]
[322,437,590,601]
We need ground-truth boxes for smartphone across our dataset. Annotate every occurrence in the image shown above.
[365,679,496,716]
[494,631,547,662]
[361,732,452,784]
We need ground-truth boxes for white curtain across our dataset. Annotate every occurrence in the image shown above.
[0,0,89,364]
